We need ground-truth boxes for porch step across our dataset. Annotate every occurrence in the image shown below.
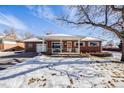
[51,54,81,57]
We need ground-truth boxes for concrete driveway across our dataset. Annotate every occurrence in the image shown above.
[0,52,38,70]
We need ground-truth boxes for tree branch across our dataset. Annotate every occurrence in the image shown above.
[57,17,121,39]
[90,22,121,39]
[105,5,108,25]
[79,6,93,23]
[111,5,123,12]
[122,6,124,23]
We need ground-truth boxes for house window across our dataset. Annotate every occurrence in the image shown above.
[28,43,33,48]
[52,42,61,48]
[88,42,99,47]
[74,42,85,47]
[52,42,61,53]
[80,42,85,46]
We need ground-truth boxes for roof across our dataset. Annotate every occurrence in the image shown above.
[23,35,102,42]
[0,36,18,41]
[81,37,102,41]
[23,38,43,42]
[45,34,75,37]
[44,34,82,40]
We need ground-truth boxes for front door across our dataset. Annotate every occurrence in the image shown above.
[67,41,72,52]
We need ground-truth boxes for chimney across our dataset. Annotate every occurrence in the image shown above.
[46,32,52,35]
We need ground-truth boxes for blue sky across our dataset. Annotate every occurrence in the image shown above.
[0,5,120,45]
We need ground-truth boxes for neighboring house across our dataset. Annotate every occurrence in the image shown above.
[24,34,102,54]
[0,36,24,51]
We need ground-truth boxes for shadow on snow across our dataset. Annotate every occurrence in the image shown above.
[0,59,114,80]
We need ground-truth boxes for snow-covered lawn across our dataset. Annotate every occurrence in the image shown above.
[0,52,15,57]
[0,52,124,88]
[103,51,121,61]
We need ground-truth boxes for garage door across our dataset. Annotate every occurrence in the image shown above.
[36,44,46,53]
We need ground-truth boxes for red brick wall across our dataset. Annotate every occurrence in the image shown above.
[25,42,42,52]
[80,41,102,53]
[46,41,52,54]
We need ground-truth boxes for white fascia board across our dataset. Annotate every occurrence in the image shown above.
[3,40,17,44]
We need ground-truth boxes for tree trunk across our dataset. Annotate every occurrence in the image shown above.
[121,38,124,62]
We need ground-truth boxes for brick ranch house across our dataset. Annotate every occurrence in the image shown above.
[24,34,102,55]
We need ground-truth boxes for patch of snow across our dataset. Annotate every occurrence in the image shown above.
[0,52,15,57]
[0,55,124,88]
[104,51,121,61]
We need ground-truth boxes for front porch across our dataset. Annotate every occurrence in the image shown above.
[42,34,82,55]
[47,40,81,55]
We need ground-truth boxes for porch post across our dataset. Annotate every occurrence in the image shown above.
[78,39,80,54]
[60,40,62,53]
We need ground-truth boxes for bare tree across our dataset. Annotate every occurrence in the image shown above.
[23,31,34,39]
[3,28,17,39]
[3,28,16,35]
[58,5,124,62]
